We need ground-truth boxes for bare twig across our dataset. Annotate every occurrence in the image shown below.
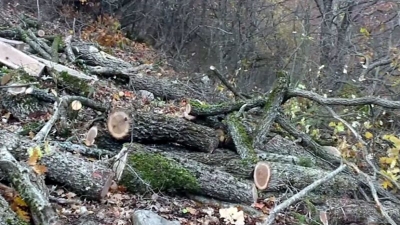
[209,66,247,100]
[287,89,400,109]
[263,164,347,225]
[33,96,107,142]
[0,82,39,89]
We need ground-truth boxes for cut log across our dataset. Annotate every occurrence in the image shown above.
[107,110,219,153]
[70,41,226,102]
[188,98,266,116]
[323,198,400,224]
[0,85,53,121]
[71,41,135,69]
[119,143,254,204]
[0,41,45,76]
[0,130,114,201]
[140,145,359,197]
[51,141,116,158]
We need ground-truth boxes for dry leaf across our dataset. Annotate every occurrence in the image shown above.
[219,207,245,225]
[33,165,48,175]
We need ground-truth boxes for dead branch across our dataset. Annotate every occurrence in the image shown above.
[253,72,289,149]
[209,66,246,100]
[63,35,76,62]
[287,89,400,109]
[1,130,115,201]
[33,96,107,142]
[263,164,347,225]
[0,145,58,225]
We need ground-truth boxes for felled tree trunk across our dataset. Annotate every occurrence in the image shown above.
[107,110,219,152]
[119,143,255,204]
[70,41,225,102]
[0,130,114,201]
[135,145,358,197]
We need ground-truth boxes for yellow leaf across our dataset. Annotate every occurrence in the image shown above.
[113,93,120,101]
[44,141,51,154]
[364,132,373,139]
[328,122,336,127]
[15,207,30,222]
[390,159,398,169]
[381,179,392,189]
[360,27,370,37]
[383,134,400,147]
[13,196,27,207]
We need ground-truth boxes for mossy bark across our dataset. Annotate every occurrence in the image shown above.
[56,71,94,96]
[0,143,57,224]
[0,89,52,122]
[142,145,358,198]
[0,130,114,201]
[189,98,266,116]
[120,143,255,204]
[225,114,257,162]
[253,71,289,149]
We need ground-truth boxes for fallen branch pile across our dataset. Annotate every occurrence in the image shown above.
[0,14,400,225]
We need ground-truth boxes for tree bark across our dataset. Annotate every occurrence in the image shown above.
[253,71,289,149]
[0,146,57,225]
[119,143,255,204]
[108,110,220,153]
[137,144,358,197]
[0,194,27,225]
[0,130,114,201]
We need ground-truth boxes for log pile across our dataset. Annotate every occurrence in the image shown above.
[0,18,400,225]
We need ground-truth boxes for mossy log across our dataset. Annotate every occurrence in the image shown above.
[119,143,255,204]
[253,71,289,149]
[16,26,52,60]
[0,194,28,225]
[0,130,114,201]
[0,144,57,224]
[107,110,219,153]
[225,114,257,161]
[138,145,358,198]
[188,97,266,116]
